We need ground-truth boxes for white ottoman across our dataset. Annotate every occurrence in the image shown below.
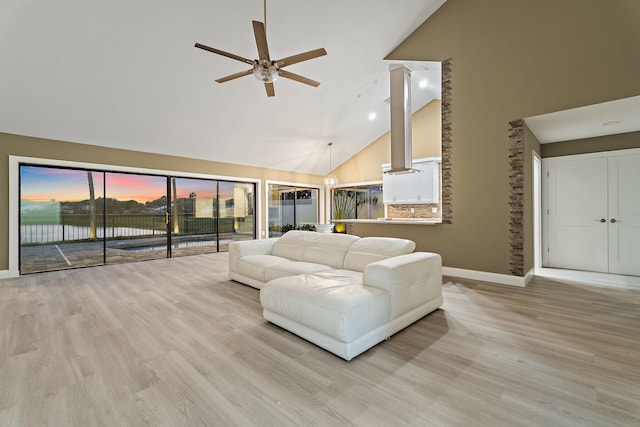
[260,270,391,360]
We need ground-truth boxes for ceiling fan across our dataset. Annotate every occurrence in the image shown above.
[195,0,327,97]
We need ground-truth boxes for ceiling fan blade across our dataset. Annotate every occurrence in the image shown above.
[195,43,254,66]
[252,21,271,61]
[265,82,275,97]
[278,69,321,87]
[276,48,327,68]
[215,69,254,83]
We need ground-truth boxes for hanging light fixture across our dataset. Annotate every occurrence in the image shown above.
[323,142,338,188]
[253,60,279,82]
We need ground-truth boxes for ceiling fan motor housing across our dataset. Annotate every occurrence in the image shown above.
[253,61,279,83]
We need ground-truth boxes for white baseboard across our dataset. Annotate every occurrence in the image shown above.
[443,267,534,287]
[0,270,9,280]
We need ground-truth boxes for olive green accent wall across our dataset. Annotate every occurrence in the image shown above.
[0,132,321,271]
[541,131,640,158]
[351,0,640,275]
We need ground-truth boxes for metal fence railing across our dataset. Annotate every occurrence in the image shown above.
[20,214,239,244]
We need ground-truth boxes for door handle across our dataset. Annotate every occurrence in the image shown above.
[610,218,618,223]
[596,218,606,223]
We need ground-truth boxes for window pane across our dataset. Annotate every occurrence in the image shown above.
[105,172,167,264]
[218,181,256,249]
[295,188,318,230]
[333,189,356,220]
[269,184,318,236]
[356,185,383,219]
[231,182,256,243]
[171,177,218,256]
[20,166,105,273]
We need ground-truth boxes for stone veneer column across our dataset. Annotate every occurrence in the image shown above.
[508,119,524,276]
[441,58,453,224]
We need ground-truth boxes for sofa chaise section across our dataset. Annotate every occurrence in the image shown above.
[260,251,442,360]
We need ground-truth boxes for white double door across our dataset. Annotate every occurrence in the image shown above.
[543,150,640,276]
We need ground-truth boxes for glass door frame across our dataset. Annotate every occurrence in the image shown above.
[9,155,260,277]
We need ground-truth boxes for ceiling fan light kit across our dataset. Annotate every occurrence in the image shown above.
[253,63,279,83]
[195,1,326,97]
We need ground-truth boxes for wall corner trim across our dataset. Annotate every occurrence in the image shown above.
[443,266,534,287]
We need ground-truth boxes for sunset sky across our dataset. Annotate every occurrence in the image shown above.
[21,166,230,203]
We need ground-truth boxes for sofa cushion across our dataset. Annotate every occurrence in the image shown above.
[301,233,360,269]
[235,254,291,282]
[321,269,363,282]
[261,271,390,343]
[271,230,317,261]
[343,237,416,272]
[264,261,332,282]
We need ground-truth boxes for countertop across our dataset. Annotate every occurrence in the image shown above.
[332,218,442,225]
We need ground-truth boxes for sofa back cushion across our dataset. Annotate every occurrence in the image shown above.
[271,230,316,261]
[301,233,360,269]
[343,237,416,271]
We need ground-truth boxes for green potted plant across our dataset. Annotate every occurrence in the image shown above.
[332,191,355,233]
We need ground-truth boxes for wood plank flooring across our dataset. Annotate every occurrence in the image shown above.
[1,253,639,426]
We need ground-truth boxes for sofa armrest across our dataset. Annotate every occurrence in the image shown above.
[363,252,442,318]
[229,238,278,272]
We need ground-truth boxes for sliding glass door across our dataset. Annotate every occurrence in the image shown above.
[20,167,106,273]
[170,177,218,256]
[104,172,168,264]
[19,164,256,274]
[218,181,256,250]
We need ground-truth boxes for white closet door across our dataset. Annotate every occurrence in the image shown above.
[608,154,640,275]
[547,157,609,272]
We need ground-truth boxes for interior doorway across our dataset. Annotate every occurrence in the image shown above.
[533,151,542,272]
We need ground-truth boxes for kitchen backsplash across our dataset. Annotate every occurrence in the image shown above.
[387,203,441,219]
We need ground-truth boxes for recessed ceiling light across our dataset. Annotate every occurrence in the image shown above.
[368,112,377,121]
[418,79,428,88]
[603,120,621,126]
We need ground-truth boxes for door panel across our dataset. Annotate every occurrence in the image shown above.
[104,173,168,264]
[19,167,106,273]
[608,155,640,275]
[170,177,218,256]
[547,157,608,272]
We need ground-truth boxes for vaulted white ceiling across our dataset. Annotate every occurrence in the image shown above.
[0,0,446,175]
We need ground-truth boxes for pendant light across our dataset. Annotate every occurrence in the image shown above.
[323,142,338,188]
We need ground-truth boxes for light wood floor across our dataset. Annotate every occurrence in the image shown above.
[1,253,638,427]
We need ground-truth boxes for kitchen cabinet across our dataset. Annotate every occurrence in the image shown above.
[382,158,440,204]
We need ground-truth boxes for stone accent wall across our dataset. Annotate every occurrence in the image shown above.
[508,119,525,276]
[441,58,453,224]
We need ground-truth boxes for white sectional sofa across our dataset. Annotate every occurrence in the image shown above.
[228,230,443,360]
